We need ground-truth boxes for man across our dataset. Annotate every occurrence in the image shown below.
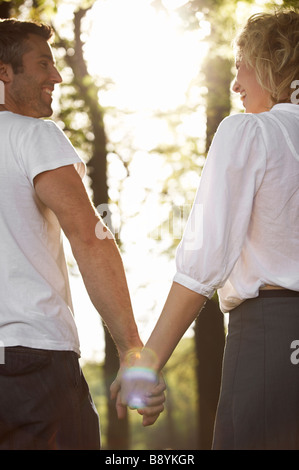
[0,18,164,450]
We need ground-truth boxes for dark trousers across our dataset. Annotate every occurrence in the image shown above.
[213,291,299,450]
[0,347,100,450]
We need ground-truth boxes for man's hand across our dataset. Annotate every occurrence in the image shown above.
[110,349,166,426]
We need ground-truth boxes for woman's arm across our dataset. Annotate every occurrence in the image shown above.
[116,282,207,410]
[146,282,207,370]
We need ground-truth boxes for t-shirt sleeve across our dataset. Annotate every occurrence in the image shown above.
[18,119,85,184]
[173,113,267,298]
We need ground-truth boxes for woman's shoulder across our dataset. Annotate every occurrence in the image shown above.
[215,112,260,141]
[220,111,259,128]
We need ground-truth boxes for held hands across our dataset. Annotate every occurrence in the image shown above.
[110,348,166,426]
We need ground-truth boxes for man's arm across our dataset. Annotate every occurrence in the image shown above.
[34,164,142,360]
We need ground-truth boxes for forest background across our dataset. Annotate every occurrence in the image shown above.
[1,0,297,450]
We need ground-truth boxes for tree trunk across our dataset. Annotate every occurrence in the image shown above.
[204,55,233,151]
[194,299,225,449]
[56,7,129,450]
[194,54,232,450]
[0,2,12,18]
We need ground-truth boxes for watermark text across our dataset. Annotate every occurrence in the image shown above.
[94,202,204,251]
[0,80,4,105]
[290,340,299,365]
[290,80,299,105]
[0,341,4,365]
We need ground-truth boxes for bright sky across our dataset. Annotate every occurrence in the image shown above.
[56,0,210,363]
[84,0,209,111]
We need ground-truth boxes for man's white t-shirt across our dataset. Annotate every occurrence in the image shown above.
[0,111,85,355]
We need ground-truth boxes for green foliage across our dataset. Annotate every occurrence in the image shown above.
[28,0,58,22]
[82,337,199,450]
[81,360,110,449]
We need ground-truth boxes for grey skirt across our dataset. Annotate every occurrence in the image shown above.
[212,290,299,450]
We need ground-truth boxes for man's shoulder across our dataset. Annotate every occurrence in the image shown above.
[1,111,56,131]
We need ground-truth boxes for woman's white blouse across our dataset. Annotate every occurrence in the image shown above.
[174,104,299,313]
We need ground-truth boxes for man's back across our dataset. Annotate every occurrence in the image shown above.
[0,111,84,353]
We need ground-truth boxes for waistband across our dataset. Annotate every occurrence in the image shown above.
[258,289,299,298]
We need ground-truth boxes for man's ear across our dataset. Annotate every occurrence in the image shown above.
[0,61,13,83]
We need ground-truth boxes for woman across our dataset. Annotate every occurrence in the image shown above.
[113,10,299,449]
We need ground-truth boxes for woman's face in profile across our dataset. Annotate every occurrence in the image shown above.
[232,59,272,113]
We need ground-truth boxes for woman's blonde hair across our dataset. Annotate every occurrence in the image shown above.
[235,10,299,104]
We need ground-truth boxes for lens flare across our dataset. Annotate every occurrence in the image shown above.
[127,394,146,409]
[124,347,159,369]
[122,367,157,383]
[122,348,159,409]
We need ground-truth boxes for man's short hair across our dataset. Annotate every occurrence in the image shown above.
[0,18,53,73]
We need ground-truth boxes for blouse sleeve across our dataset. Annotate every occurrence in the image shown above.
[173,113,267,298]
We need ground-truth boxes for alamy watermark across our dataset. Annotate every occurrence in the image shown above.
[0,79,298,106]
[0,80,4,105]
[290,340,299,365]
[291,80,299,104]
[0,341,4,365]
[95,202,204,252]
